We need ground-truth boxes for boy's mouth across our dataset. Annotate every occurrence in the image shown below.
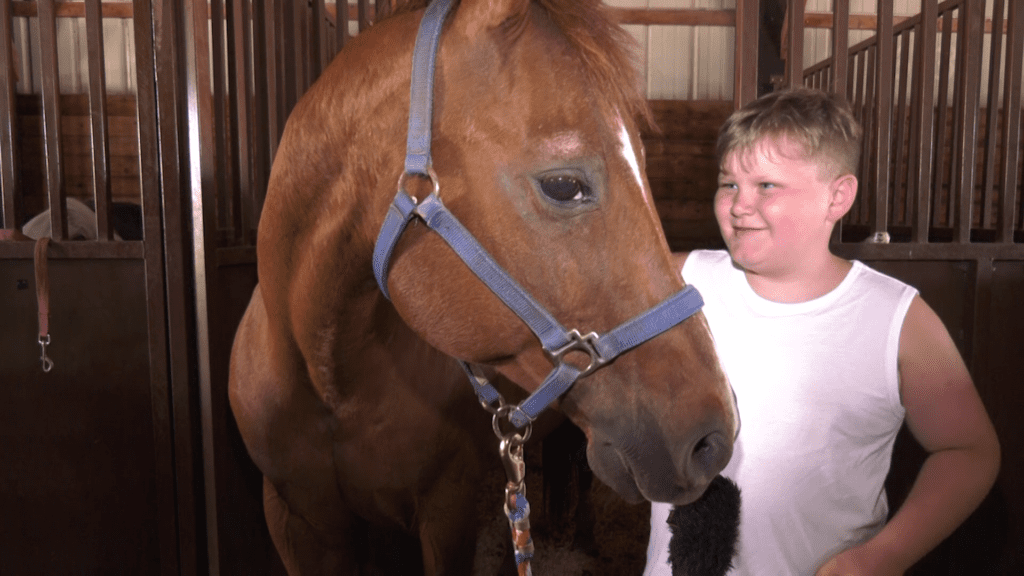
[732,226,764,236]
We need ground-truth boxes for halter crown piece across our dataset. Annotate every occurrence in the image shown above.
[372,0,705,429]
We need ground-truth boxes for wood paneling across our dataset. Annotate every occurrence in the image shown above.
[645,99,732,251]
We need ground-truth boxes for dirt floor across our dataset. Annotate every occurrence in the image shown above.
[471,430,652,575]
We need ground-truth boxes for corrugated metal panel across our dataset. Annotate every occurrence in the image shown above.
[609,0,735,100]
[12,0,134,95]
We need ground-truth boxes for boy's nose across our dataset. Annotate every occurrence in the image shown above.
[729,189,756,217]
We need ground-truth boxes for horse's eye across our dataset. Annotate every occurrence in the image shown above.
[539,175,591,203]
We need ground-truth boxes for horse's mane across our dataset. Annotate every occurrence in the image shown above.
[381,0,653,130]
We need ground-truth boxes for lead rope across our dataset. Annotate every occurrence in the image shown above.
[483,397,535,575]
[0,230,52,372]
[34,237,53,372]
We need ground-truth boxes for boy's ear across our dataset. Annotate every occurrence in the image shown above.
[827,174,858,222]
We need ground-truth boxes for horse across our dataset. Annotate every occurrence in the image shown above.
[228,0,738,573]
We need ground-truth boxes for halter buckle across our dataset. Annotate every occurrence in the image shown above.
[546,329,605,377]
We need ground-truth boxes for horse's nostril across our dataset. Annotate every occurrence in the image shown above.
[690,431,731,479]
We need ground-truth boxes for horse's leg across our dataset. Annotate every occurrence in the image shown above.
[263,477,358,576]
[417,447,485,576]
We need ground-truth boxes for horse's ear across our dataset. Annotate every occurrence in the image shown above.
[451,0,530,37]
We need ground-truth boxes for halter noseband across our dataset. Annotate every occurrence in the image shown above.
[371,0,704,429]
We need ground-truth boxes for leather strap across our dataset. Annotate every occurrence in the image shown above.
[1,230,53,371]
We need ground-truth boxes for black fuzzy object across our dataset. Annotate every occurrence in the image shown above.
[667,475,741,576]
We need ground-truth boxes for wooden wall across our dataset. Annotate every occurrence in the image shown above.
[14,93,140,221]
[645,99,733,251]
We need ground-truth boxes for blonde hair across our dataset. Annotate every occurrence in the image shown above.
[717,87,863,181]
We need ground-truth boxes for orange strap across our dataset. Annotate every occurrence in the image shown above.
[1,230,53,372]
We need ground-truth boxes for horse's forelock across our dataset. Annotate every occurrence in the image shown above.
[532,0,653,131]
[382,0,654,132]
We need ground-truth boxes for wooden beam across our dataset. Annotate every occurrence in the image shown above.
[12,1,134,18]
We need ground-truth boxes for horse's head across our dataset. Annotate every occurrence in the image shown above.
[362,0,738,506]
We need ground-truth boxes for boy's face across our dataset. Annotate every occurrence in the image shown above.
[715,136,848,278]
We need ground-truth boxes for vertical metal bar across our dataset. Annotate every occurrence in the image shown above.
[999,0,1024,242]
[892,29,911,226]
[979,0,1006,231]
[281,0,296,114]
[954,0,985,243]
[182,0,221,569]
[84,0,112,241]
[1,0,19,228]
[251,0,271,210]
[311,0,324,81]
[148,0,202,572]
[131,0,185,574]
[933,8,954,230]
[294,0,306,95]
[337,0,348,50]
[734,0,758,107]
[862,45,876,225]
[832,0,849,97]
[785,0,803,88]
[37,0,66,240]
[237,0,256,246]
[225,0,242,245]
[263,0,281,160]
[914,0,937,243]
[947,5,967,234]
[873,0,894,237]
[358,0,370,32]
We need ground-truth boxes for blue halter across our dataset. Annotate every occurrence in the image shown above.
[372,0,705,429]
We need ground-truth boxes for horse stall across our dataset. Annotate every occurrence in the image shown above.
[1,1,1021,575]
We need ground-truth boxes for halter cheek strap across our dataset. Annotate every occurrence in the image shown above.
[371,0,705,429]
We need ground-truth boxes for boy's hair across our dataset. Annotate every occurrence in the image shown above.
[716,87,863,181]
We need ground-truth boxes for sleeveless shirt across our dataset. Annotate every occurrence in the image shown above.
[644,250,918,576]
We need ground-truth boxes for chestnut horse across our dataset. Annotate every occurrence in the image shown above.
[229,0,738,573]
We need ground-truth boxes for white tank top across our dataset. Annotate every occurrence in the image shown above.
[645,250,918,576]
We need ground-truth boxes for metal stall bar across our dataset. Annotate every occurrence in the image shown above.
[999,0,1024,242]
[336,0,348,50]
[294,0,306,98]
[84,0,113,241]
[932,6,954,231]
[127,0,187,573]
[872,0,894,239]
[734,0,758,107]
[311,0,324,81]
[892,27,911,228]
[1,0,17,228]
[36,0,67,240]
[210,0,231,241]
[832,0,849,97]
[281,0,296,115]
[913,0,937,243]
[979,0,1006,232]
[946,3,967,234]
[954,0,985,243]
[785,0,803,89]
[146,0,204,572]
[182,0,220,570]
[234,0,256,246]
[358,0,371,32]
[225,0,243,245]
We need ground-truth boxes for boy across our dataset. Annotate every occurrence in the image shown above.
[644,87,1000,575]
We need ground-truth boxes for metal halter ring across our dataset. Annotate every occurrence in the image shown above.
[397,167,440,203]
[546,329,606,377]
[492,404,533,445]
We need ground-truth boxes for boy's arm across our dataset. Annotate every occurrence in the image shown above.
[817,295,1001,576]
